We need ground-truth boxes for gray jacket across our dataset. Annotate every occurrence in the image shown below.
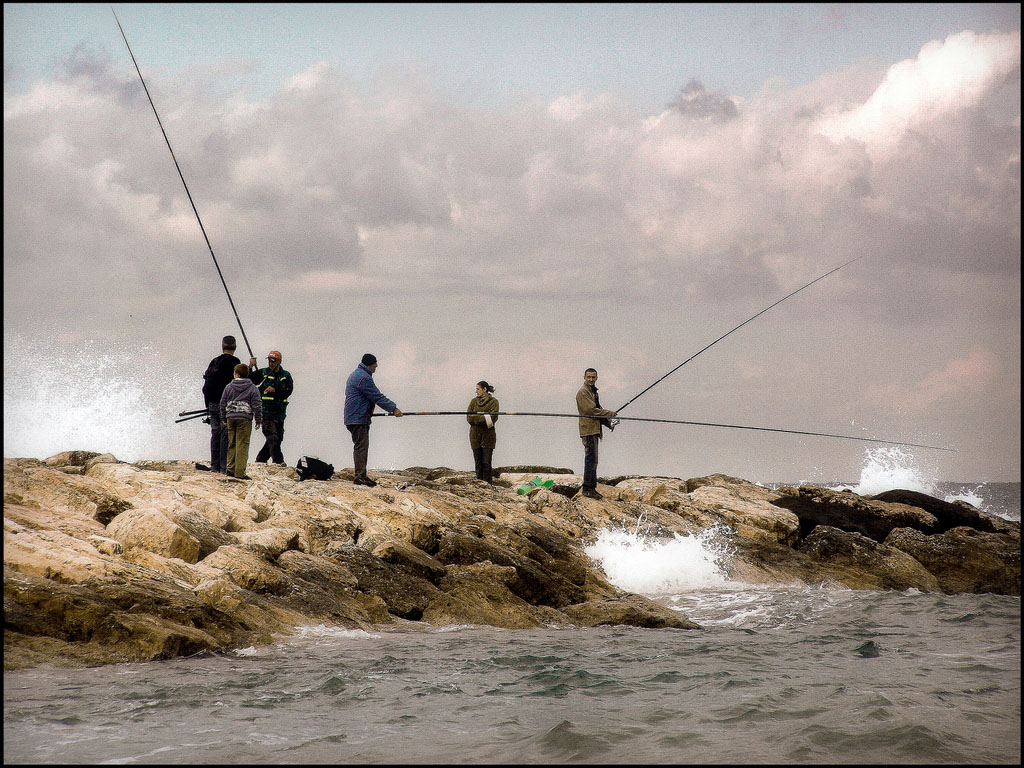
[220,377,263,427]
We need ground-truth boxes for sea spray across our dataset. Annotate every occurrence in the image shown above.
[3,333,197,462]
[843,446,995,512]
[584,526,732,594]
[844,446,941,497]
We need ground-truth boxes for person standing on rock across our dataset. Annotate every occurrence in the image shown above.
[220,363,263,480]
[201,335,255,474]
[576,368,617,500]
[344,353,403,487]
[466,380,499,484]
[249,350,293,466]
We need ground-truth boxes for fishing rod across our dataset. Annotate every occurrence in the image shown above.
[615,255,865,413]
[112,8,254,360]
[179,408,208,417]
[370,411,954,452]
[175,412,209,424]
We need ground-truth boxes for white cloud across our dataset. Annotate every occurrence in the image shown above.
[3,28,1020,479]
[815,30,1021,154]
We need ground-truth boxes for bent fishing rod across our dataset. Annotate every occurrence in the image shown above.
[113,8,254,360]
[615,255,865,413]
[370,411,954,452]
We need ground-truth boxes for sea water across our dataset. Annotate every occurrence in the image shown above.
[4,470,1019,764]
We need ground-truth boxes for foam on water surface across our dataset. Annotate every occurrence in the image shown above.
[584,526,731,594]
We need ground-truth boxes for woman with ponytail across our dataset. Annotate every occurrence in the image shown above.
[466,381,499,484]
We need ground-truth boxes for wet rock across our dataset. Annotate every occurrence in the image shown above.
[797,525,940,592]
[772,485,939,541]
[871,489,1017,535]
[6,455,1016,671]
[562,595,700,629]
[883,526,1021,595]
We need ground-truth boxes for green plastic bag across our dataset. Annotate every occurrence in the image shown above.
[516,477,554,495]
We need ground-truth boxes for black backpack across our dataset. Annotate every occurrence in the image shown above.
[296,456,334,481]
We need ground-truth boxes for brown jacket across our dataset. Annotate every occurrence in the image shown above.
[467,394,499,449]
[576,385,616,438]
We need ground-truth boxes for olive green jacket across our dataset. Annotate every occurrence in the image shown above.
[576,384,615,438]
[467,394,499,449]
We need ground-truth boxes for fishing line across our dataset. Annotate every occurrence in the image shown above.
[370,411,954,452]
[615,255,865,413]
[113,8,254,359]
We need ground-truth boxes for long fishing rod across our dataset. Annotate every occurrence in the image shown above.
[370,411,954,452]
[615,255,865,413]
[112,8,254,360]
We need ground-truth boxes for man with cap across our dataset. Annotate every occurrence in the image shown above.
[344,353,402,487]
[249,350,294,466]
[201,335,253,474]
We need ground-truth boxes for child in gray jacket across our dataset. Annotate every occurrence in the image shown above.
[220,363,263,479]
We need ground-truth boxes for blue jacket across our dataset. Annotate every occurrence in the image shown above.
[344,363,397,425]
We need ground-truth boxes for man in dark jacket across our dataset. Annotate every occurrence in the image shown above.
[201,335,253,474]
[249,350,294,466]
[344,353,402,486]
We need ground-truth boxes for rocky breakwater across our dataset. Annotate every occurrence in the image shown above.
[4,455,1018,670]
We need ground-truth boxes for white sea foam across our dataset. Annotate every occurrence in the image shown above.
[943,485,985,508]
[840,446,995,512]
[584,526,731,595]
[3,333,197,462]
[292,624,382,640]
[843,446,941,497]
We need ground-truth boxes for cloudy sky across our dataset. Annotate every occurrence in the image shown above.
[4,3,1020,483]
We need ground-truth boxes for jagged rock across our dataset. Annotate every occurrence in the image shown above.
[372,538,448,582]
[4,455,1017,672]
[797,525,941,591]
[495,465,575,475]
[199,545,291,595]
[500,472,584,497]
[883,526,1021,595]
[772,485,939,541]
[106,509,201,564]
[84,453,119,470]
[234,527,302,558]
[614,475,799,544]
[44,451,100,468]
[562,595,700,629]
[872,489,1017,535]
[168,506,240,559]
[86,535,122,556]
[422,562,567,628]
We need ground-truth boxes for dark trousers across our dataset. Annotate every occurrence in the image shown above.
[208,402,229,473]
[255,419,285,464]
[582,434,600,491]
[347,424,370,480]
[472,446,494,483]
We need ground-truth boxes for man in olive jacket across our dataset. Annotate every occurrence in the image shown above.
[249,350,293,465]
[576,368,617,499]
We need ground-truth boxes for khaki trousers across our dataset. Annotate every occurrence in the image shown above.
[227,419,253,478]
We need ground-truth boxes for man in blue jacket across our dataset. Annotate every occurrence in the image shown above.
[344,353,402,486]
